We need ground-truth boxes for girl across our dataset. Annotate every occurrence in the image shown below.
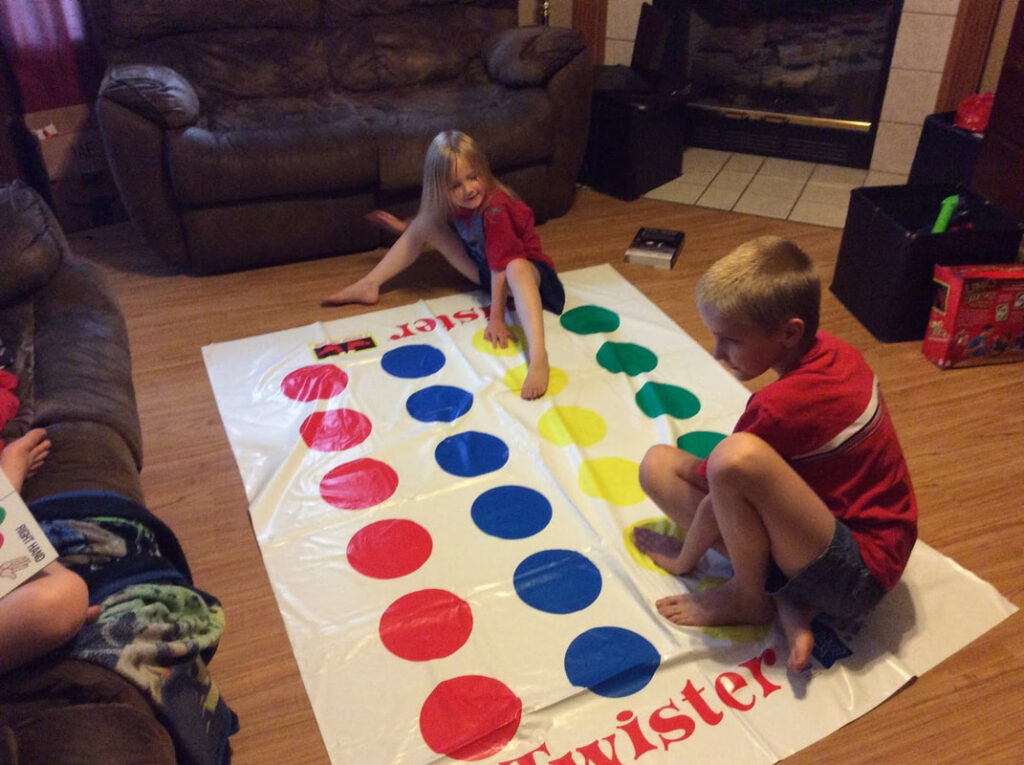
[321,130,565,400]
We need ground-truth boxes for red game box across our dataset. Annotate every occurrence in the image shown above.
[923,264,1024,369]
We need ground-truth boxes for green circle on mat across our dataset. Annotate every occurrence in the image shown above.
[635,382,701,419]
[676,431,727,458]
[596,341,658,376]
[560,305,620,335]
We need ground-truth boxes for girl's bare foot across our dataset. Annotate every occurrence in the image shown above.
[321,280,381,307]
[0,428,50,491]
[655,579,773,627]
[520,355,549,400]
[775,597,816,672]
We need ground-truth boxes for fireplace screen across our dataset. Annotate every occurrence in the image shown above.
[682,0,902,166]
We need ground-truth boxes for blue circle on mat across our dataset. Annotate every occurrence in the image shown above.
[435,431,509,477]
[471,486,552,539]
[381,344,445,378]
[564,627,661,698]
[513,549,601,614]
[406,385,473,423]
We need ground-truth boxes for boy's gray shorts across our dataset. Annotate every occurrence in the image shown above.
[766,520,886,619]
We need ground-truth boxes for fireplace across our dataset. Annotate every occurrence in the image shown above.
[669,0,903,168]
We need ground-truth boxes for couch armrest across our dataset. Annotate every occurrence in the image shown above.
[99,64,200,129]
[0,181,66,308]
[483,26,587,88]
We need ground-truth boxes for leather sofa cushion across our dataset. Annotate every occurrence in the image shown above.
[360,81,555,192]
[168,99,377,205]
[88,0,321,47]
[326,6,508,92]
[0,182,65,308]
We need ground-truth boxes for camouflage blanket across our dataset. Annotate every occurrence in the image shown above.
[33,492,238,765]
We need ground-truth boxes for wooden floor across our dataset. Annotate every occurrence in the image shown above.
[69,188,1023,764]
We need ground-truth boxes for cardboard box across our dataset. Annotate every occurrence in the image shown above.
[24,104,108,182]
[830,184,1023,342]
[923,264,1024,369]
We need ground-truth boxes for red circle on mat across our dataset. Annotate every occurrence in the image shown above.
[320,458,398,510]
[281,365,349,401]
[347,519,432,579]
[300,408,372,452]
[379,589,473,661]
[420,675,522,761]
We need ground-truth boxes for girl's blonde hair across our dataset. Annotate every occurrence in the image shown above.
[419,130,512,219]
[696,236,820,341]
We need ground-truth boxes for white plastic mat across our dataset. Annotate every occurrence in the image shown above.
[203,265,1015,764]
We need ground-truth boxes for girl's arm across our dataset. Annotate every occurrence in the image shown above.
[485,269,511,348]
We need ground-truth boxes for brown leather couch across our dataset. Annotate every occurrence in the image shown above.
[84,0,593,275]
[0,181,236,764]
[0,180,143,505]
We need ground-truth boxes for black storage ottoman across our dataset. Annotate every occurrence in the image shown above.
[908,111,984,187]
[580,89,686,201]
[830,184,1023,342]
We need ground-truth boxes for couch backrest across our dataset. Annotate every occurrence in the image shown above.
[85,0,518,100]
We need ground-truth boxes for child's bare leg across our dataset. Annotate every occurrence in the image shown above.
[775,597,816,672]
[322,216,446,306]
[0,561,89,674]
[0,428,50,492]
[504,259,549,399]
[654,433,834,628]
[636,445,713,566]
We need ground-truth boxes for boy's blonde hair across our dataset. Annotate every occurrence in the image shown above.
[696,236,820,340]
[420,130,510,219]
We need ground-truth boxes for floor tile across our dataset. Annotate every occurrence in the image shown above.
[696,185,744,210]
[683,147,731,173]
[645,179,707,205]
[800,182,855,208]
[758,157,816,181]
[809,164,868,188]
[733,191,797,219]
[865,170,909,186]
[707,169,754,193]
[723,153,766,173]
[745,174,803,201]
[788,198,850,228]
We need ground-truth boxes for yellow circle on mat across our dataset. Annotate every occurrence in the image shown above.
[696,577,771,643]
[623,517,684,574]
[579,457,645,506]
[472,325,526,356]
[538,406,606,447]
[504,364,568,397]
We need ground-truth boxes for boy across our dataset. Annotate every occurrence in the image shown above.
[634,236,918,672]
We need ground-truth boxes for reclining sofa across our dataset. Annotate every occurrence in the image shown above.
[0,180,237,764]
[84,0,592,274]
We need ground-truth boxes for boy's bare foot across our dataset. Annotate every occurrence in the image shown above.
[775,597,816,672]
[632,526,692,575]
[520,355,549,400]
[655,579,773,627]
[0,428,50,491]
[321,281,381,307]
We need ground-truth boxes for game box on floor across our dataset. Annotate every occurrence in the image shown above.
[922,264,1024,369]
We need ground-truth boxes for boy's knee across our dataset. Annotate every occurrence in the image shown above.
[638,444,674,492]
[38,565,91,642]
[706,432,773,484]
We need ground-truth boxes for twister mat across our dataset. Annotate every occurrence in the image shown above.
[203,265,1015,764]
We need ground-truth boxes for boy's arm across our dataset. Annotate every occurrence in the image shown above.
[485,269,511,348]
